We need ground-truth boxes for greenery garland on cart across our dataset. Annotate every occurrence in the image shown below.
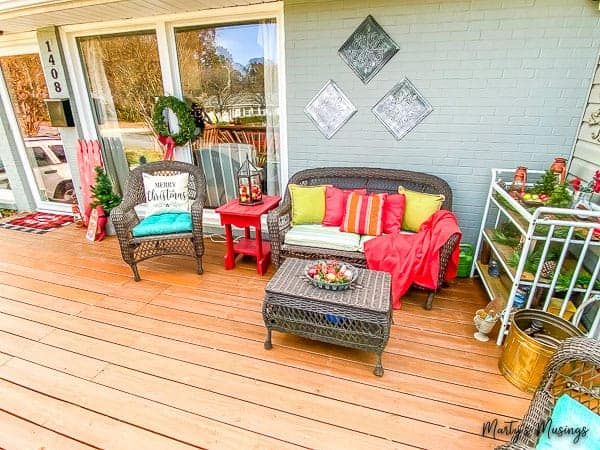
[152,96,196,154]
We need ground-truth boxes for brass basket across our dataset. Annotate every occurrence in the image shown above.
[499,309,583,394]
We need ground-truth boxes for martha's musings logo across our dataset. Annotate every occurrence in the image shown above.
[482,418,589,445]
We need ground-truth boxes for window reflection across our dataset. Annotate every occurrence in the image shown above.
[176,20,280,208]
[78,32,164,178]
[0,156,10,190]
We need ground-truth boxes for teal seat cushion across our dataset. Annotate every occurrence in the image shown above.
[132,212,192,238]
[284,224,361,252]
[536,394,600,450]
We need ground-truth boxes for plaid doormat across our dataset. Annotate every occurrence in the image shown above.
[0,212,73,234]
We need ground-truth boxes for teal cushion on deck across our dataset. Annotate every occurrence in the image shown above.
[132,212,192,237]
[284,224,361,252]
[535,394,600,450]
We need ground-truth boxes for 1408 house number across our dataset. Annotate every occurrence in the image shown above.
[44,40,62,94]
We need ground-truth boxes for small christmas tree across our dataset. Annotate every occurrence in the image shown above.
[529,170,558,195]
[90,166,121,214]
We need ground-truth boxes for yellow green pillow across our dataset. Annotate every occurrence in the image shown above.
[398,186,445,232]
[289,184,327,225]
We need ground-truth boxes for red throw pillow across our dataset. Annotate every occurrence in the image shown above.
[323,186,367,226]
[382,193,406,234]
[340,192,387,236]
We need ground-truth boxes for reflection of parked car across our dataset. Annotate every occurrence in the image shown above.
[24,137,73,202]
[0,159,9,190]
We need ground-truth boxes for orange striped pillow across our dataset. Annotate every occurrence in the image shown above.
[340,193,387,236]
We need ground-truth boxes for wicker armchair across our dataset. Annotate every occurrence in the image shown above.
[111,161,207,281]
[267,167,461,310]
[496,336,600,450]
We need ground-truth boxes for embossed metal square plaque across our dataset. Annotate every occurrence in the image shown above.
[304,80,357,139]
[338,15,399,84]
[372,78,433,140]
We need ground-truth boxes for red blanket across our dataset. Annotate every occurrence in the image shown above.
[364,210,462,309]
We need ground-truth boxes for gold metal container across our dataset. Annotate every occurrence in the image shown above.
[499,309,583,394]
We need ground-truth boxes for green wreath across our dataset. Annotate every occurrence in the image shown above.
[152,96,196,146]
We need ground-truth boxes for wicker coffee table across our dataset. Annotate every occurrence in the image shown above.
[262,258,392,376]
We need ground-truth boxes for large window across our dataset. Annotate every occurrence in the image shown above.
[78,32,164,175]
[0,54,74,203]
[175,20,280,208]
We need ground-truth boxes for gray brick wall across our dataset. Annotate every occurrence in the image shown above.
[284,0,600,244]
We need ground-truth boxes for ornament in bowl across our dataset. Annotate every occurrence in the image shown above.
[473,308,500,342]
[305,260,357,291]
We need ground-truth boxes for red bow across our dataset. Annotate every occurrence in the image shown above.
[569,177,582,192]
[158,135,176,160]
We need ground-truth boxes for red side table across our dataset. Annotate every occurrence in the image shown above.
[215,195,281,275]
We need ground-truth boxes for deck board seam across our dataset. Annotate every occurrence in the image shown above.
[0,290,526,399]
[0,265,524,399]
[0,330,498,446]
[0,374,207,450]
[0,305,528,418]
[0,357,394,449]
[0,406,100,449]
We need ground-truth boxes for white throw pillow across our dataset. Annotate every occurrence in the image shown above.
[142,172,190,217]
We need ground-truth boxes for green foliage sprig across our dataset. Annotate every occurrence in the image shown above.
[493,193,517,212]
[528,170,558,195]
[507,246,560,274]
[492,230,520,247]
[152,96,196,146]
[547,183,572,208]
[90,166,121,214]
[555,271,600,292]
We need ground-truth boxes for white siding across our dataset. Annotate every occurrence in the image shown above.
[569,57,600,184]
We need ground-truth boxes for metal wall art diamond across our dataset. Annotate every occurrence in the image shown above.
[372,78,433,140]
[338,15,399,84]
[304,80,357,139]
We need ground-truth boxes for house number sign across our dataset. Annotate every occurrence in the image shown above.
[36,26,69,99]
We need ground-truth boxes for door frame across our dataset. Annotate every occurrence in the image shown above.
[0,31,71,213]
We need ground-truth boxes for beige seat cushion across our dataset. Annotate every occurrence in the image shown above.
[284,224,361,252]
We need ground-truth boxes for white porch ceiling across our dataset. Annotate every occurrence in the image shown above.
[0,0,276,35]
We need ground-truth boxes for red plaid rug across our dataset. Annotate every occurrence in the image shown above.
[0,212,73,234]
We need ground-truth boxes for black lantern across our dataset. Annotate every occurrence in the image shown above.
[237,154,263,205]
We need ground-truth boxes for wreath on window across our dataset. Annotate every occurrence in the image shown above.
[152,96,196,146]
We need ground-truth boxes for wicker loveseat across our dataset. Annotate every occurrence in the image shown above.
[267,167,460,310]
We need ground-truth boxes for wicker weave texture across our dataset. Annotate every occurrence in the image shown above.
[267,167,459,308]
[263,258,392,376]
[266,258,391,312]
[111,160,207,281]
[495,336,600,449]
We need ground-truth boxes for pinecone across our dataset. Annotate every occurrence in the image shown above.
[540,260,557,279]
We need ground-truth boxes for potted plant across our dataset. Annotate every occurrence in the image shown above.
[90,166,121,236]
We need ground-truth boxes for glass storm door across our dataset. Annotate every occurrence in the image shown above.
[0,53,74,207]
[0,153,13,206]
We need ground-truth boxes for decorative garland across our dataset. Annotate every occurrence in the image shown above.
[152,96,196,146]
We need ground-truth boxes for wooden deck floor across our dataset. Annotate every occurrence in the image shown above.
[0,223,530,449]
